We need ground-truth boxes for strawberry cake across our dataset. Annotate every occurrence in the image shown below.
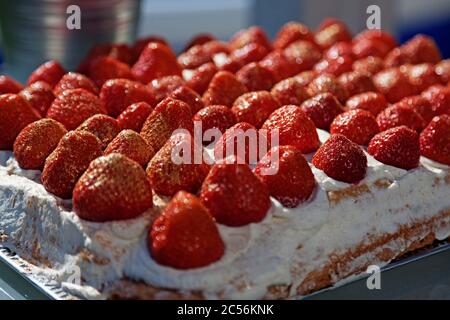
[1,20,450,299]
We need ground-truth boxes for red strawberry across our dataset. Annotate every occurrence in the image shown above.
[132,42,181,83]
[419,115,450,165]
[254,145,316,208]
[261,105,320,153]
[149,75,184,103]
[146,132,209,196]
[395,96,434,123]
[104,129,154,167]
[41,131,102,198]
[421,85,450,116]
[231,91,280,128]
[283,40,322,74]
[325,42,355,60]
[76,114,120,149]
[353,29,397,51]
[27,60,66,88]
[312,134,367,183]
[77,43,134,74]
[117,102,153,132]
[169,85,205,115]
[54,72,98,96]
[193,105,237,144]
[73,153,153,222]
[373,68,418,103]
[259,50,299,82]
[274,22,315,49]
[313,55,353,77]
[178,41,229,70]
[368,126,420,170]
[140,97,193,152]
[13,119,67,169]
[222,43,269,73]
[376,104,425,133]
[330,109,380,145]
[314,20,352,49]
[150,191,224,269]
[352,56,384,75]
[352,38,392,59]
[435,59,450,84]
[99,78,155,117]
[185,62,218,95]
[404,63,441,92]
[0,75,23,94]
[300,93,343,130]
[229,26,272,51]
[202,71,247,107]
[338,71,376,97]
[271,77,310,106]
[236,62,276,92]
[132,36,169,62]
[294,70,317,87]
[87,56,134,87]
[107,43,134,65]
[307,74,348,103]
[184,33,216,51]
[200,163,270,226]
[46,88,106,130]
[402,35,441,65]
[0,94,41,150]
[19,81,55,117]
[345,91,388,116]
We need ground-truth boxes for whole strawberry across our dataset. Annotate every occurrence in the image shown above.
[294,70,317,87]
[395,96,434,124]
[254,146,316,208]
[236,62,276,92]
[312,134,367,183]
[0,94,41,150]
[185,62,218,95]
[307,74,348,103]
[421,85,450,116]
[283,40,322,74]
[368,126,420,170]
[178,41,228,70]
[200,163,270,226]
[325,42,355,60]
[229,26,272,51]
[73,153,153,222]
[420,115,450,165]
[54,72,98,96]
[330,109,380,145]
[345,91,387,116]
[353,29,397,52]
[132,36,169,62]
[117,102,153,132]
[42,131,102,199]
[231,91,280,128]
[104,129,154,167]
[99,79,155,117]
[76,114,120,149]
[184,33,215,50]
[13,119,67,169]
[193,105,236,144]
[313,55,353,77]
[300,93,343,130]
[376,104,425,133]
[87,56,134,87]
[261,105,320,153]
[202,71,247,107]
[338,71,376,97]
[405,63,441,93]
[0,75,23,94]
[373,67,417,103]
[222,43,269,72]
[149,191,225,269]
[169,85,205,115]
[149,75,184,103]
[27,60,66,88]
[270,77,310,106]
[259,50,298,82]
[352,56,384,76]
[19,81,55,117]
[274,22,315,49]
[435,59,450,84]
[46,88,106,130]
[314,19,352,49]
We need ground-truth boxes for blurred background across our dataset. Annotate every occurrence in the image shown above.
[0,0,449,81]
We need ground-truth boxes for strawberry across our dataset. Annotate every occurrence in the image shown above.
[353,29,397,51]
[202,71,247,107]
[384,48,407,68]
[146,132,209,196]
[259,50,298,82]
[274,22,315,49]
[200,163,270,226]
[236,62,276,92]
[132,42,181,83]
[395,96,434,123]
[149,191,224,269]
[104,129,154,167]
[185,62,218,95]
[254,145,316,208]
[140,97,193,152]
[231,91,280,128]
[261,105,320,153]
[338,71,376,97]
[419,115,450,165]
[352,38,392,59]
[193,105,237,144]
[77,43,134,74]
[53,72,98,96]
[132,36,169,62]
[300,93,343,130]
[0,75,23,94]
[169,85,205,115]
[184,33,216,51]
[178,41,229,70]
[345,91,387,116]
[314,19,352,49]
[99,78,155,117]
[19,81,55,117]
[107,43,134,65]
[294,70,317,87]
[76,114,120,149]
[271,77,310,106]
[117,102,153,132]
[27,60,66,88]
[330,109,380,145]
[384,35,441,67]
[421,85,450,116]
[13,119,67,169]
[376,104,425,133]
[41,131,102,199]
[0,94,41,150]
[283,40,322,74]
[87,56,134,87]
[325,42,355,60]
[373,67,418,103]
[229,26,272,52]
[404,63,441,92]
[46,88,106,130]
[312,134,367,183]
[352,56,384,75]
[368,126,420,170]
[313,55,353,77]
[307,74,348,103]
[221,43,269,73]
[435,59,450,84]
[73,153,153,222]
[149,75,184,103]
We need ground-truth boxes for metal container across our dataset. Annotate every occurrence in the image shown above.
[0,0,141,81]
